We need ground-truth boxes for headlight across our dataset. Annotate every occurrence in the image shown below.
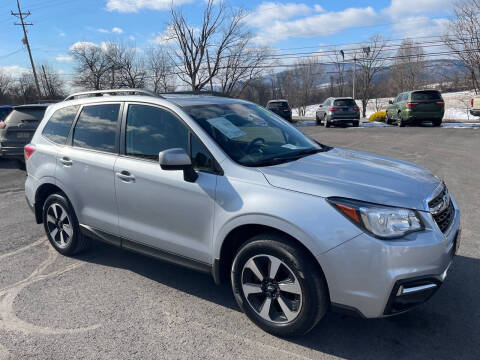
[328,198,423,239]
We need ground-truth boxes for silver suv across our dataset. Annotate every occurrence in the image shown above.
[25,89,460,337]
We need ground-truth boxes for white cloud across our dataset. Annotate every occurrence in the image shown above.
[245,2,324,28]
[106,0,193,13]
[69,41,99,51]
[392,16,450,38]
[112,27,123,34]
[386,0,453,18]
[129,35,136,41]
[153,25,177,45]
[251,7,380,45]
[98,28,109,33]
[56,54,74,62]
[0,65,30,78]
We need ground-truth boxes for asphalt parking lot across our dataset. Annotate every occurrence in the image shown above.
[0,126,479,360]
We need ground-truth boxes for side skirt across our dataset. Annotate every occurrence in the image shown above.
[79,224,216,277]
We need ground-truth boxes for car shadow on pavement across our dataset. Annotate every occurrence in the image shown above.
[0,158,24,170]
[78,240,480,359]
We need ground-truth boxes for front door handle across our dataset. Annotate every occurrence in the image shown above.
[59,157,72,166]
[116,170,135,182]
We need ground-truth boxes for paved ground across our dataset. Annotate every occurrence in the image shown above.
[0,126,479,360]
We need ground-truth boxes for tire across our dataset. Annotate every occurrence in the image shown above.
[385,111,392,125]
[231,233,329,337]
[353,121,360,127]
[42,193,90,255]
[315,114,321,126]
[324,115,330,128]
[397,111,406,127]
[432,119,442,127]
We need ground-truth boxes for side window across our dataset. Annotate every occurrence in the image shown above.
[73,104,120,153]
[42,105,79,144]
[403,93,409,101]
[126,104,188,160]
[190,134,216,173]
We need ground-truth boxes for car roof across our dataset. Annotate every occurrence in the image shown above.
[0,105,13,109]
[161,94,246,107]
[267,99,288,103]
[13,104,50,109]
[331,97,354,100]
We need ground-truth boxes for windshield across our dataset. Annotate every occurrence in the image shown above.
[0,108,12,121]
[411,91,442,101]
[334,99,356,107]
[184,102,325,167]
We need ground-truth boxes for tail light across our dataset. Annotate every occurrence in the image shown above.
[436,101,444,107]
[0,121,5,129]
[24,144,35,161]
[353,106,360,112]
[329,107,339,112]
[406,102,418,108]
[471,98,474,107]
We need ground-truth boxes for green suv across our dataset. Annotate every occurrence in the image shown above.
[385,90,445,127]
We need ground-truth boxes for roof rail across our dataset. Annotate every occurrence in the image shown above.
[64,88,162,101]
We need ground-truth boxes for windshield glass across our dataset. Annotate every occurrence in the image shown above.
[411,91,442,101]
[0,108,12,121]
[184,102,324,167]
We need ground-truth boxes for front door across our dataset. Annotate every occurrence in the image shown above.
[114,103,217,264]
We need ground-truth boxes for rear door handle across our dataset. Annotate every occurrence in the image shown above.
[116,170,135,182]
[59,157,72,166]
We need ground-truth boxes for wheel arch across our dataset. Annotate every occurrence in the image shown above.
[34,182,70,224]
[215,222,328,295]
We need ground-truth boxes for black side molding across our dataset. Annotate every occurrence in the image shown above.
[79,224,212,275]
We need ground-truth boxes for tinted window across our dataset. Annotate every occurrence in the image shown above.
[0,108,12,121]
[190,134,215,172]
[42,105,79,144]
[402,93,409,101]
[73,104,119,153]
[268,102,289,110]
[334,99,356,107]
[6,108,46,124]
[126,104,188,160]
[411,91,442,101]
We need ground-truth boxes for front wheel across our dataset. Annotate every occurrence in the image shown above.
[397,111,406,127]
[43,193,90,255]
[231,234,329,337]
[385,111,392,124]
[352,121,360,127]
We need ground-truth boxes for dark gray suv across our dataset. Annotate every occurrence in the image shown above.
[0,104,49,159]
[316,97,360,127]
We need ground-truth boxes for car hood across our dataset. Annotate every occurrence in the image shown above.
[259,148,441,211]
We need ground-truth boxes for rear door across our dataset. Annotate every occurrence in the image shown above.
[410,91,444,117]
[56,102,121,235]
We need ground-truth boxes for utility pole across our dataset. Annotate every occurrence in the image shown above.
[11,0,41,98]
[206,48,214,93]
[352,55,356,100]
[41,65,52,98]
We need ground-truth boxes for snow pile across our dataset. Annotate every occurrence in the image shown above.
[292,90,479,121]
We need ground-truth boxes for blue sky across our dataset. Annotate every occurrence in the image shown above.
[0,0,454,80]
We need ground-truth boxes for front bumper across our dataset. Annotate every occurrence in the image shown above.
[318,198,460,318]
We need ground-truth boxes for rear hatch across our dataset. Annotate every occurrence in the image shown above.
[409,91,444,116]
[0,106,47,146]
[331,99,358,118]
[267,102,291,117]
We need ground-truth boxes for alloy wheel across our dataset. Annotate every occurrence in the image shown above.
[46,203,73,249]
[241,254,303,324]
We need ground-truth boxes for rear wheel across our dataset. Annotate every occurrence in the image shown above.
[385,111,392,124]
[315,114,321,126]
[231,233,329,337]
[397,111,406,127]
[432,119,442,127]
[353,121,360,127]
[42,193,90,255]
[324,115,330,128]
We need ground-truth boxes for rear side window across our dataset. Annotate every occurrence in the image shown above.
[411,91,442,101]
[42,105,79,144]
[126,104,188,160]
[73,104,120,153]
[0,108,11,121]
[334,99,356,107]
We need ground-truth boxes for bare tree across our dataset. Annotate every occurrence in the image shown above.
[329,49,347,96]
[38,64,66,100]
[71,42,111,90]
[145,45,175,93]
[291,57,320,116]
[217,41,271,96]
[104,41,146,88]
[0,71,12,103]
[12,73,38,104]
[444,0,480,92]
[169,0,248,91]
[356,35,387,118]
[391,38,426,93]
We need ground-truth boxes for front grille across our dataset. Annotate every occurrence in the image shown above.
[429,185,454,233]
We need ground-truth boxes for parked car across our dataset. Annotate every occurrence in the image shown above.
[266,99,292,122]
[470,95,480,117]
[25,89,460,337]
[316,97,360,127]
[0,105,13,121]
[0,104,49,160]
[386,90,444,127]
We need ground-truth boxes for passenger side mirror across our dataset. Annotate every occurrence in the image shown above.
[388,100,393,104]
[159,148,198,183]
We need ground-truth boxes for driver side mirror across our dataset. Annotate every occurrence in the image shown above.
[388,100,393,104]
[159,148,198,183]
